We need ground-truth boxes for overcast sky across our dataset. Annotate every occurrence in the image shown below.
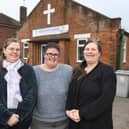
[0,0,129,31]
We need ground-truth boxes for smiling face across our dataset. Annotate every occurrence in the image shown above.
[83,42,101,65]
[44,48,60,69]
[3,42,20,63]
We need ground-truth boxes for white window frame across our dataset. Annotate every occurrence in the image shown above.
[122,36,127,63]
[21,39,30,60]
[74,33,91,63]
[77,39,87,62]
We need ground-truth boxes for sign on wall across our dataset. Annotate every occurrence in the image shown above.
[32,24,69,37]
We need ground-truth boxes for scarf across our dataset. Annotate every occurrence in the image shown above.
[3,59,24,109]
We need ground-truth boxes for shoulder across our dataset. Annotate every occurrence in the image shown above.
[19,63,35,75]
[99,62,114,72]
[20,63,33,70]
[60,64,72,70]
[59,64,73,72]
[33,65,43,77]
[99,62,115,77]
[33,65,40,71]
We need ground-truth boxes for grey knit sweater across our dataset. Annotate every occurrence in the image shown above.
[33,64,72,122]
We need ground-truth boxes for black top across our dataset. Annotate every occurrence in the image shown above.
[66,62,116,129]
[0,63,37,129]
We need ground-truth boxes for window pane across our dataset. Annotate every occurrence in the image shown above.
[77,39,87,62]
[79,40,86,45]
[24,48,28,58]
[24,43,29,47]
[78,46,84,60]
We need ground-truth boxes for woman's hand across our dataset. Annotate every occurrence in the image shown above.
[7,113,19,127]
[66,109,80,123]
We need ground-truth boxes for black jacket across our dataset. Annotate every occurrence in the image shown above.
[0,63,37,128]
[66,62,116,129]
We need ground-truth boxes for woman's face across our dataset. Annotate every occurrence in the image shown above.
[44,48,60,68]
[3,42,20,63]
[83,42,100,64]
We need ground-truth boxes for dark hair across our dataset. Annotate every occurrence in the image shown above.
[72,39,102,80]
[84,40,102,54]
[45,42,60,54]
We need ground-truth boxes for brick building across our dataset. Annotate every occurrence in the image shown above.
[17,0,129,69]
[0,13,20,54]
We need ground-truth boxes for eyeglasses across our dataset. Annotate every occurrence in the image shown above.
[46,53,59,57]
[7,47,20,52]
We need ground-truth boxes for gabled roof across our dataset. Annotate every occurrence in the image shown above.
[0,13,20,29]
[72,0,118,19]
[27,0,119,22]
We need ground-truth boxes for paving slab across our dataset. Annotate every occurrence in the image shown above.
[113,96,129,129]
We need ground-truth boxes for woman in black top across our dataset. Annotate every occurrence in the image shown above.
[66,40,116,129]
[0,38,37,129]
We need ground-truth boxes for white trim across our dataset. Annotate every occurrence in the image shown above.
[76,39,88,63]
[21,39,30,60]
[77,39,84,62]
[74,33,91,39]
[23,42,29,60]
[21,39,30,43]
[75,33,90,63]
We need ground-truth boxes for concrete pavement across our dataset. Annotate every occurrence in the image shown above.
[113,96,129,129]
[29,96,129,129]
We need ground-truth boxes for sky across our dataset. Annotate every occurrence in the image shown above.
[0,0,129,32]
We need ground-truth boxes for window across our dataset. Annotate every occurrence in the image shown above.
[21,39,30,62]
[77,39,87,62]
[23,42,29,60]
[74,33,91,63]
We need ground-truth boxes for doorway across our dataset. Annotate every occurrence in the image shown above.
[41,44,47,64]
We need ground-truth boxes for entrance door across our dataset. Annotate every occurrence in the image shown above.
[41,44,47,64]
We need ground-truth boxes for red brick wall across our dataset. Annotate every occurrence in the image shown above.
[17,0,129,70]
[0,26,17,48]
[64,0,121,69]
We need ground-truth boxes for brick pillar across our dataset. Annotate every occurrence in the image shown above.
[58,40,69,64]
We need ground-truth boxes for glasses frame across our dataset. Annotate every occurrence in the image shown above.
[6,47,20,52]
[46,53,59,58]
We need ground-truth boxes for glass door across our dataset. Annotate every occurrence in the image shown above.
[41,44,47,64]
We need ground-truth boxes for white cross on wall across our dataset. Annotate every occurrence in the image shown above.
[43,3,55,25]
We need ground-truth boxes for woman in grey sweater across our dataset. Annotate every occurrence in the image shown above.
[31,43,72,129]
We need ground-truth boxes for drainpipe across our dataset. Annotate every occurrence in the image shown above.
[118,29,125,69]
